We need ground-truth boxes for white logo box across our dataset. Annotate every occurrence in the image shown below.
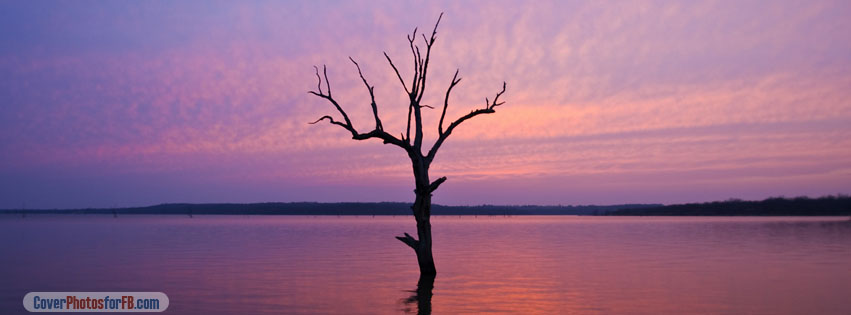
[23,292,169,313]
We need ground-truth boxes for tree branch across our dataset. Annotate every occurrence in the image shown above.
[308,64,408,150]
[309,115,350,130]
[427,82,507,163]
[411,13,444,152]
[415,12,442,105]
[383,52,410,95]
[429,176,447,193]
[308,65,352,128]
[408,30,425,150]
[323,65,331,97]
[488,81,507,110]
[349,57,383,131]
[407,27,420,97]
[438,69,461,135]
[354,129,409,147]
[313,65,323,94]
[395,232,419,249]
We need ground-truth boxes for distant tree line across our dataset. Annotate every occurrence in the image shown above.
[1,202,658,216]
[5,196,849,216]
[605,195,851,216]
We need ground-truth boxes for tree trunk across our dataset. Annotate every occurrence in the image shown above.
[412,188,436,275]
[406,156,436,275]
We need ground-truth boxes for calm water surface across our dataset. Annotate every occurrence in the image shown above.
[1,215,849,314]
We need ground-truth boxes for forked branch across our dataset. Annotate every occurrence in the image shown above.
[396,232,419,249]
[308,66,407,149]
[383,12,444,151]
[427,82,506,163]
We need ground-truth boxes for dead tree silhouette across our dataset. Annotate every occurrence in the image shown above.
[309,13,506,276]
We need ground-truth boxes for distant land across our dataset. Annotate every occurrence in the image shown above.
[605,195,850,216]
[1,202,654,216]
[1,195,849,216]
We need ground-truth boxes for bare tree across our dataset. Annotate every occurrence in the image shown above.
[309,13,506,276]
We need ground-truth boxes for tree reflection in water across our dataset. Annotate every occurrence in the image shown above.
[401,274,434,314]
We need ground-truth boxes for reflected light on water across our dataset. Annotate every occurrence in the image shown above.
[1,215,849,314]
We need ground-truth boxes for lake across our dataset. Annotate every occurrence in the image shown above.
[1,215,849,314]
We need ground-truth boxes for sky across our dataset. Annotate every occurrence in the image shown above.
[1,1,850,209]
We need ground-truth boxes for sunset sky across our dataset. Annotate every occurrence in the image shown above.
[1,1,849,208]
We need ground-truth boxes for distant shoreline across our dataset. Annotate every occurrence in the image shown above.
[1,202,655,216]
[606,195,850,216]
[2,196,849,216]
